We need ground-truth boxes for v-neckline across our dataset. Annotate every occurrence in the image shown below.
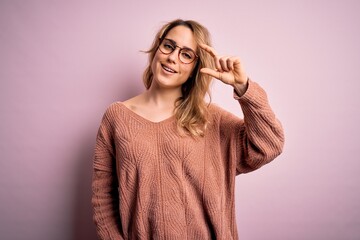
[116,102,176,125]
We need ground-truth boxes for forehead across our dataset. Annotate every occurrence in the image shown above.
[165,25,197,50]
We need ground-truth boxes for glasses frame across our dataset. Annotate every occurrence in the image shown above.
[158,38,198,64]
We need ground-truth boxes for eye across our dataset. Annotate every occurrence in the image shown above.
[163,42,175,51]
[181,51,193,60]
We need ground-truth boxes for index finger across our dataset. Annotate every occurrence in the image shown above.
[199,43,218,58]
[199,43,222,72]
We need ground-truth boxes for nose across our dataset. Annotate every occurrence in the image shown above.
[167,48,179,63]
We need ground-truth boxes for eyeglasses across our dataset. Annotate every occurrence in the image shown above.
[158,38,198,64]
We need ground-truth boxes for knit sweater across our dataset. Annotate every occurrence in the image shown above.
[92,80,284,240]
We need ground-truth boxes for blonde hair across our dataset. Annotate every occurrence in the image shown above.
[143,19,215,137]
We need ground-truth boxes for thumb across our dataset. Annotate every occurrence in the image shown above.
[200,68,219,79]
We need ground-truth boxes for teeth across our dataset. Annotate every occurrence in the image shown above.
[162,65,175,73]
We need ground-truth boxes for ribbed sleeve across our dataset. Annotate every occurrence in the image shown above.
[92,104,124,240]
[223,80,285,174]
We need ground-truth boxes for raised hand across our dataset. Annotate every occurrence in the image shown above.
[199,43,248,95]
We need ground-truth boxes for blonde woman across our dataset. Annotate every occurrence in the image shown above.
[92,19,284,239]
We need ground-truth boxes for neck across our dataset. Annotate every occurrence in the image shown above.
[145,84,182,109]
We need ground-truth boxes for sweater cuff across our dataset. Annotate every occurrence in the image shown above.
[233,79,269,109]
[233,79,254,100]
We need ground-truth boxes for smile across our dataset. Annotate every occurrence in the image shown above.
[161,64,177,73]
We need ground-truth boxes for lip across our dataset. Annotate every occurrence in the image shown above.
[161,63,177,74]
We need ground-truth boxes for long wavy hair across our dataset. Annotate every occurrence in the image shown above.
[143,19,215,137]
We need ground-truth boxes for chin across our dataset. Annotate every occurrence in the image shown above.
[154,76,183,89]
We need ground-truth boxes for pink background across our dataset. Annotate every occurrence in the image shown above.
[1,1,359,239]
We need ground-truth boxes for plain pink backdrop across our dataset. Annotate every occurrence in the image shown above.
[1,1,359,239]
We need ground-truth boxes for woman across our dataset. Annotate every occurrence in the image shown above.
[92,19,284,239]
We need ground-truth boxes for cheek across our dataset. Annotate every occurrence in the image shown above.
[151,54,160,73]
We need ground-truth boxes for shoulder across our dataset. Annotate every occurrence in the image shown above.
[206,103,242,131]
[207,103,240,120]
[104,101,124,114]
[100,101,128,123]
[204,104,244,140]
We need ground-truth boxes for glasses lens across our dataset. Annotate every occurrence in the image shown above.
[179,49,196,64]
[159,40,175,54]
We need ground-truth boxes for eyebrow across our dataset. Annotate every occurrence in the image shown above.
[164,38,196,52]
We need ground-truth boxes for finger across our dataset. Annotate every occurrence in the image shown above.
[227,57,240,71]
[226,57,234,71]
[231,57,242,72]
[214,56,222,72]
[199,43,222,71]
[200,67,220,79]
[219,56,230,72]
[199,43,218,57]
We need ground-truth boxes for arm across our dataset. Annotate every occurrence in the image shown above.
[232,80,284,173]
[200,44,284,174]
[92,106,123,239]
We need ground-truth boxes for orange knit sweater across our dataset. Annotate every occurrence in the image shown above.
[92,81,284,240]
